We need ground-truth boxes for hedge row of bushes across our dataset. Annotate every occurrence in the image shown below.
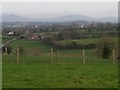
[42,37,96,49]
[55,42,95,49]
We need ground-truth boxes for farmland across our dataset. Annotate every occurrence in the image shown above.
[1,2,119,88]
[2,37,118,88]
[59,37,118,45]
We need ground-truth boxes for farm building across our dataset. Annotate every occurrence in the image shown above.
[26,34,41,40]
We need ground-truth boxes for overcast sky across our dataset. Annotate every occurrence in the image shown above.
[2,2,118,18]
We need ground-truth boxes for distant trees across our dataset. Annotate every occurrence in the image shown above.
[2,22,118,39]
[55,30,87,40]
[96,37,115,59]
[64,41,95,49]
[42,35,96,49]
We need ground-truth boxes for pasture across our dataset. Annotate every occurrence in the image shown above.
[2,37,118,88]
[3,63,118,88]
[58,37,118,45]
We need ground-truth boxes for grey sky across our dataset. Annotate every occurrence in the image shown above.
[2,2,118,18]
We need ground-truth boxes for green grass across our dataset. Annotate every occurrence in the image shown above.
[3,63,118,88]
[3,54,118,88]
[10,40,53,53]
[3,54,117,65]
[59,37,118,45]
[2,38,118,88]
[2,35,17,43]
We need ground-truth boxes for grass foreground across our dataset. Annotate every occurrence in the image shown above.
[3,62,118,88]
[2,38,118,88]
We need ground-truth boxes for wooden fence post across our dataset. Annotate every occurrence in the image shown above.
[112,49,115,64]
[16,47,19,64]
[5,47,8,55]
[57,50,60,64]
[82,49,86,64]
[51,48,53,64]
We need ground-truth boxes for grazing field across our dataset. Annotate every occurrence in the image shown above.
[58,37,118,45]
[3,63,118,88]
[2,38,118,88]
[2,35,15,43]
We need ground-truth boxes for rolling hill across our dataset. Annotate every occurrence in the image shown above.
[1,14,118,23]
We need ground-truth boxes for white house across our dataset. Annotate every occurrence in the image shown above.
[8,31,14,35]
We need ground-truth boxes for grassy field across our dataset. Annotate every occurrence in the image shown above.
[2,38,118,88]
[59,37,118,45]
[2,35,15,43]
[3,63,118,88]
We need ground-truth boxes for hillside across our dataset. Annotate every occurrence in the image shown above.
[2,14,118,23]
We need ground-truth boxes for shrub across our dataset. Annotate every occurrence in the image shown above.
[96,37,114,59]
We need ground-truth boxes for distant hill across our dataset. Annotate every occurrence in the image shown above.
[38,15,94,22]
[96,17,118,23]
[2,14,118,23]
[2,15,32,22]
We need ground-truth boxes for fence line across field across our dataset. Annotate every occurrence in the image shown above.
[14,47,117,65]
[50,48,117,65]
[50,48,86,64]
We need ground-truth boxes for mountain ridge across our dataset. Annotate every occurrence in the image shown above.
[1,14,118,23]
